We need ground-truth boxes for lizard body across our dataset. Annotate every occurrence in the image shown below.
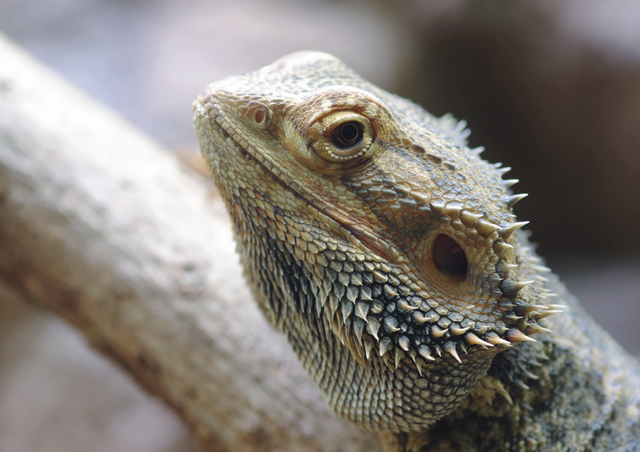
[194,52,640,451]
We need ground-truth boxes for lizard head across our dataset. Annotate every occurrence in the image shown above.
[194,51,552,431]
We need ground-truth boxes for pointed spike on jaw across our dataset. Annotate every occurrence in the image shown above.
[418,344,436,361]
[500,279,534,299]
[341,299,353,323]
[398,335,411,352]
[486,332,512,346]
[355,301,370,321]
[499,301,515,310]
[413,311,430,324]
[482,377,496,390]
[515,301,546,313]
[493,380,513,405]
[398,300,419,312]
[498,263,519,279]
[516,279,535,290]
[502,179,519,189]
[383,316,401,333]
[450,325,470,336]
[470,146,485,155]
[395,348,405,369]
[526,323,552,335]
[466,332,494,348]
[503,193,528,209]
[476,219,500,237]
[366,317,381,340]
[504,312,523,322]
[499,221,529,240]
[494,240,514,256]
[533,265,552,273]
[524,370,540,380]
[431,325,449,338]
[444,342,462,364]
[346,285,359,302]
[460,210,483,227]
[364,337,373,359]
[497,166,511,176]
[379,336,393,357]
[506,328,537,343]
[535,309,563,320]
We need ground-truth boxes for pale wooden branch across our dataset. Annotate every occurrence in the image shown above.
[0,33,380,452]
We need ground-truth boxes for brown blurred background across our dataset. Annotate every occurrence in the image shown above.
[0,0,638,450]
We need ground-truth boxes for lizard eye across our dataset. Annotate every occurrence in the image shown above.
[311,111,374,163]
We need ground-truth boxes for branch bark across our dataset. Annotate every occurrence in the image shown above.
[0,33,380,452]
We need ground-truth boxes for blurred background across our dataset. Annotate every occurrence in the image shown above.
[0,0,638,450]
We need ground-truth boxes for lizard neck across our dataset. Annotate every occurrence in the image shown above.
[229,195,495,431]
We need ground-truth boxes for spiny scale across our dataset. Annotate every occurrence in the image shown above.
[503,193,528,208]
[500,221,530,240]
[445,342,462,363]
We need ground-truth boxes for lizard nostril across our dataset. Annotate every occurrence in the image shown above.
[432,234,468,282]
[253,108,266,124]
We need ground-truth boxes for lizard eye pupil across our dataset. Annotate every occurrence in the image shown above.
[332,122,363,149]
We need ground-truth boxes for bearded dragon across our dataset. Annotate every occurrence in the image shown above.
[193,51,640,451]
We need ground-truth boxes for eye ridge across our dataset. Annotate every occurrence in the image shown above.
[331,121,364,149]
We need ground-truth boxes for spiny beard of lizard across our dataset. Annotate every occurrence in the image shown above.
[193,51,552,432]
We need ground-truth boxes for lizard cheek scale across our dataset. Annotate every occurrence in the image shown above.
[193,52,556,432]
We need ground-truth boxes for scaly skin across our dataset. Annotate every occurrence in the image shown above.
[194,52,640,451]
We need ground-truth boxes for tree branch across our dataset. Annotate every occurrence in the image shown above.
[0,33,380,452]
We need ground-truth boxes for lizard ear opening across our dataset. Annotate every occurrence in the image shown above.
[432,234,468,282]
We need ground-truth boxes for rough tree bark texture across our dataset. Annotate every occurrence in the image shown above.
[0,33,381,452]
